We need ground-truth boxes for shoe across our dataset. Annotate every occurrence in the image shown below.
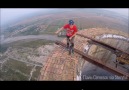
[71,47,74,56]
[69,48,74,55]
[66,45,70,51]
[71,49,74,56]
[68,47,71,55]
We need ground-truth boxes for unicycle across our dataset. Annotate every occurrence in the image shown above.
[68,39,74,55]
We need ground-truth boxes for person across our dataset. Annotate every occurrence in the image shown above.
[55,20,78,54]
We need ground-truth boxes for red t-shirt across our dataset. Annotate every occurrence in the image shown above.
[63,24,78,37]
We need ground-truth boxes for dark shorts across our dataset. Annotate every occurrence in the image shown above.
[66,35,75,44]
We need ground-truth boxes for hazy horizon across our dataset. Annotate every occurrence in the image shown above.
[1,8,128,26]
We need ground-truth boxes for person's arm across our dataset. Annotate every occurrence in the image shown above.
[55,27,64,34]
[69,32,77,39]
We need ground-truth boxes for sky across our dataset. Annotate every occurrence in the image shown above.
[0,8,52,26]
[1,8,128,26]
[104,8,128,16]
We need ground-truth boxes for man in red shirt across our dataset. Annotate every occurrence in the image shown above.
[55,20,78,54]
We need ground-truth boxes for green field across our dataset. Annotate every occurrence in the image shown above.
[30,66,42,80]
[0,39,54,54]
[0,58,31,80]
[0,58,42,81]
[44,19,66,33]
[0,39,54,80]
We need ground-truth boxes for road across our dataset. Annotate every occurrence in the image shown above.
[1,34,64,44]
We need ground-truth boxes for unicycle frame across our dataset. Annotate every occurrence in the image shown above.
[67,38,73,55]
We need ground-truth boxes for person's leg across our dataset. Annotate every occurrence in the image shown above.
[66,36,70,50]
[70,36,75,54]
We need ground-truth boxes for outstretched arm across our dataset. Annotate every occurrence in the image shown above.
[69,32,77,39]
[55,27,64,34]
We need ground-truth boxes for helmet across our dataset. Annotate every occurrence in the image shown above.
[69,20,74,25]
